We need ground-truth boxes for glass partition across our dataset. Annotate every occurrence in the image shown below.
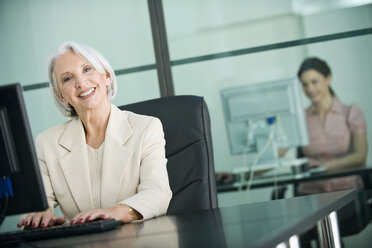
[163,0,372,59]
[0,0,155,86]
[170,47,307,172]
[163,1,372,173]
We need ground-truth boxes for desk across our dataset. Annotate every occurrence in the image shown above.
[217,165,372,193]
[29,190,356,248]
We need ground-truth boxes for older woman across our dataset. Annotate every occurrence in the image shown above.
[297,57,368,194]
[17,42,172,228]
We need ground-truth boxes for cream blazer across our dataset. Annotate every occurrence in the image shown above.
[36,104,172,220]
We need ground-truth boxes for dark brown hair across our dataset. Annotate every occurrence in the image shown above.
[297,57,335,96]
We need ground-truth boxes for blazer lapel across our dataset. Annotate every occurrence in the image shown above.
[101,105,133,208]
[59,118,94,212]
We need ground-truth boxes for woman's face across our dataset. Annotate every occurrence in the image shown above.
[53,51,111,114]
[300,69,331,103]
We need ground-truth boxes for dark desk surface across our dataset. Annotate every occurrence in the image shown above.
[30,190,356,248]
[217,165,372,193]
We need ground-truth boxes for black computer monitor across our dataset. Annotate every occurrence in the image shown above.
[0,83,48,225]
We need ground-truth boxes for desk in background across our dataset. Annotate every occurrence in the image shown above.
[217,165,372,193]
[30,190,356,248]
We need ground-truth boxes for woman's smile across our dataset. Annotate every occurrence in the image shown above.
[78,87,96,99]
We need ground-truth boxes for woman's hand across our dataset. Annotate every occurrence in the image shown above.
[70,205,141,225]
[308,158,321,168]
[17,209,66,229]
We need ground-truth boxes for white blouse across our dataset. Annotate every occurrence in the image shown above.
[86,143,104,209]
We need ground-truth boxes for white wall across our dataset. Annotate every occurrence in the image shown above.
[163,0,296,59]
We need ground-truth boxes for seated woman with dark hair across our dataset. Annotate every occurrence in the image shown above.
[297,57,368,194]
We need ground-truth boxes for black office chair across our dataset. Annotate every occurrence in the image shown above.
[119,95,218,215]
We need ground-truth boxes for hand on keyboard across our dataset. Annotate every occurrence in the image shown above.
[70,209,113,225]
[70,204,140,225]
[18,209,66,229]
[0,219,122,245]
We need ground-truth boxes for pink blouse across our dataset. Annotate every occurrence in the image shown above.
[298,97,367,194]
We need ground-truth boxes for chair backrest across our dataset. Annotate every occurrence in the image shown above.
[119,95,218,215]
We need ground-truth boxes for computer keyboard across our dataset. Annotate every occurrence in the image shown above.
[0,218,122,246]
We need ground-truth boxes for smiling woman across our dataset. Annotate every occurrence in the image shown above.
[297,57,368,194]
[48,42,117,118]
[53,50,113,149]
[16,42,172,229]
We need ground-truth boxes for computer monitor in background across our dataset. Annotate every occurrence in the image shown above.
[221,78,309,169]
[0,83,48,226]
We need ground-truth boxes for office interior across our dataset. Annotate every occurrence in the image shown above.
[0,0,372,246]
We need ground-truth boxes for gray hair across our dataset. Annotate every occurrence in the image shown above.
[48,41,117,117]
